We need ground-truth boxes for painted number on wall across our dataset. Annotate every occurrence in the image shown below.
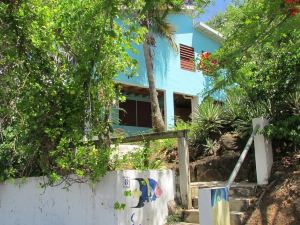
[123,176,130,188]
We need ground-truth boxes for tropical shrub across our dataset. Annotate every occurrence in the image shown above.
[200,0,300,152]
[264,88,300,149]
[0,0,145,183]
[111,142,166,170]
[191,98,224,142]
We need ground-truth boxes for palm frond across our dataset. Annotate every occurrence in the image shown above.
[151,18,178,52]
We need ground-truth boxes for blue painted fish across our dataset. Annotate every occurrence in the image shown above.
[132,178,162,208]
[211,188,229,207]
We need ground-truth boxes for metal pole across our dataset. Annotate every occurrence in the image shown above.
[226,125,259,189]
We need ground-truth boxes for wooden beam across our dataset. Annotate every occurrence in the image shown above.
[111,130,189,143]
[119,83,164,97]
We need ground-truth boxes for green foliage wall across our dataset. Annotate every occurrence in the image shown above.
[203,0,300,149]
[0,0,145,183]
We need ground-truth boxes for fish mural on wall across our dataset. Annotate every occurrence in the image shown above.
[130,213,141,225]
[211,188,229,207]
[211,188,230,225]
[131,178,162,208]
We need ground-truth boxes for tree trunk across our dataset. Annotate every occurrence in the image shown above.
[143,36,166,132]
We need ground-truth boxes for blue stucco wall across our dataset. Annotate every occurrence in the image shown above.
[115,13,220,133]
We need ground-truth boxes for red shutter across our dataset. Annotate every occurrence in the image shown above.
[180,44,195,71]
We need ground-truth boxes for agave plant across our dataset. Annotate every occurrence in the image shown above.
[191,99,225,141]
[223,93,269,137]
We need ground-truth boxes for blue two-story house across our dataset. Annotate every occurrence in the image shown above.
[113,8,223,135]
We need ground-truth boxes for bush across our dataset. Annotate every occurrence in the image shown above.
[223,92,269,137]
[111,142,166,170]
[191,99,225,142]
[265,116,300,151]
[188,94,269,157]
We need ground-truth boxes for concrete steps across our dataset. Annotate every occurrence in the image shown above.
[166,223,198,225]
[182,182,258,225]
[182,209,199,224]
[230,197,255,211]
[230,211,246,225]
[191,196,255,211]
[182,209,246,224]
[190,181,257,199]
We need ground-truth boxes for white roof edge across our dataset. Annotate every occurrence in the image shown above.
[193,21,224,43]
[182,4,195,10]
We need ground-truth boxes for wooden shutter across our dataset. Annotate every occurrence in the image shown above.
[180,44,195,71]
[119,100,137,126]
[119,100,153,128]
[137,101,152,128]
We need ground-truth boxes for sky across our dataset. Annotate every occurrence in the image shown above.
[197,0,233,22]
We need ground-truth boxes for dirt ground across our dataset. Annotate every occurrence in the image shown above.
[245,150,300,225]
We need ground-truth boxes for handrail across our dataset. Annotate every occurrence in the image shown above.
[226,125,259,189]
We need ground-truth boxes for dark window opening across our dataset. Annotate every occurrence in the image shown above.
[119,100,137,126]
[119,100,152,128]
[137,101,152,127]
[174,94,192,123]
[118,84,165,128]
[180,44,195,72]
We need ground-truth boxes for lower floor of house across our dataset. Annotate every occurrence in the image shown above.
[112,83,199,135]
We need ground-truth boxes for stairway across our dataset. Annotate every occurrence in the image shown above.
[182,181,259,225]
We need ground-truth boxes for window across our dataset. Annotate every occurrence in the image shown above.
[119,100,152,128]
[119,100,137,126]
[180,44,195,71]
[137,101,152,127]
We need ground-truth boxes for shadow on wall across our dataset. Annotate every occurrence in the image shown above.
[117,37,172,89]
[169,14,194,34]
[153,36,173,86]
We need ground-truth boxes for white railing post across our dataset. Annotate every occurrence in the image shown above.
[252,117,273,185]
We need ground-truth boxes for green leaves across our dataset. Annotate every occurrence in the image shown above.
[114,201,126,210]
[190,99,225,144]
[0,0,144,183]
[205,0,300,149]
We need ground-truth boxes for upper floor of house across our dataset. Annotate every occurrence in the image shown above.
[113,10,223,134]
[116,11,223,97]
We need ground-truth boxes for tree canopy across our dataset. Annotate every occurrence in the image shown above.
[0,0,145,183]
[0,0,215,183]
[203,0,300,147]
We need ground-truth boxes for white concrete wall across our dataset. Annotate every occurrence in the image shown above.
[0,170,175,225]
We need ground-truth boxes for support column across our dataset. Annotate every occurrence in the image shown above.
[178,134,192,209]
[252,117,273,185]
[165,90,175,129]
